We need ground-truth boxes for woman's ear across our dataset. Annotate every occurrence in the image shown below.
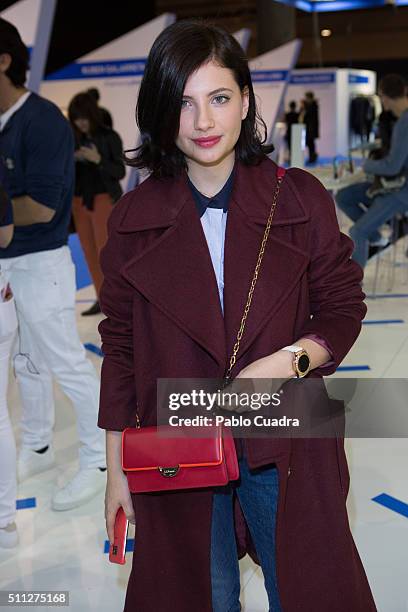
[0,53,12,75]
[241,86,249,120]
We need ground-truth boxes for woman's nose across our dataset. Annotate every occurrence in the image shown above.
[194,104,215,131]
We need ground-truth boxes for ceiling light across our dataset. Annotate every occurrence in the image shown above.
[321,29,332,37]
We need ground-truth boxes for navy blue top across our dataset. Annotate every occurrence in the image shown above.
[0,200,13,227]
[187,168,234,217]
[0,159,13,227]
[0,93,74,258]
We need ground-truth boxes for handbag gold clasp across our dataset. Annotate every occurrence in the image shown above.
[158,466,180,478]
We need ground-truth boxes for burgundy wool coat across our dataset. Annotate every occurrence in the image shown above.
[98,155,377,612]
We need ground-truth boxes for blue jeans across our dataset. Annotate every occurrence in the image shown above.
[336,181,408,268]
[210,458,282,612]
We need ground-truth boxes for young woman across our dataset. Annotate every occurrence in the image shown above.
[68,92,125,315]
[0,182,18,548]
[98,20,376,612]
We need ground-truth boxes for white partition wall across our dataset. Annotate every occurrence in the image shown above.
[234,28,251,51]
[249,39,302,145]
[1,0,56,91]
[285,68,376,159]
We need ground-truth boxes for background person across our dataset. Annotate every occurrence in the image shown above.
[68,92,125,316]
[299,91,319,164]
[0,18,106,511]
[336,74,408,268]
[284,100,299,163]
[87,87,113,129]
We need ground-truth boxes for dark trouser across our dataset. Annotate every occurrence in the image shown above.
[306,136,317,163]
[336,181,408,268]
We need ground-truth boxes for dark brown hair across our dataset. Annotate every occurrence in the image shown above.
[0,18,29,87]
[379,74,406,99]
[68,92,103,141]
[127,19,273,178]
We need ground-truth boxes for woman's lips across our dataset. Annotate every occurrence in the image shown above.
[192,136,221,148]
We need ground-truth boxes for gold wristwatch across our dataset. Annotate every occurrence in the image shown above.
[281,345,311,378]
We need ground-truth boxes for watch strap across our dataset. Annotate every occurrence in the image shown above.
[281,345,303,353]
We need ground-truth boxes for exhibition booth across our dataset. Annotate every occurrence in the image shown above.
[284,67,377,160]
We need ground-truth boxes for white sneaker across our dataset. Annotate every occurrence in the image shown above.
[17,445,55,482]
[51,468,106,511]
[370,236,390,248]
[0,523,19,549]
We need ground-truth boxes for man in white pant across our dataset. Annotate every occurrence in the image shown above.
[0,18,106,511]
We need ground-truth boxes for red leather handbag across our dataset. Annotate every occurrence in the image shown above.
[122,425,239,493]
[121,167,286,494]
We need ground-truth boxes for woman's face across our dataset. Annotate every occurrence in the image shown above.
[74,117,90,134]
[175,60,249,168]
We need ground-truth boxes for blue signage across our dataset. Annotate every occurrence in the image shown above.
[290,72,336,85]
[349,74,370,84]
[274,0,404,11]
[45,58,147,81]
[250,70,289,83]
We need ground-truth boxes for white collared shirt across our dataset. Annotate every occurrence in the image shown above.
[0,91,31,132]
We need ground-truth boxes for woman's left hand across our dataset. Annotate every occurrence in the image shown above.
[219,352,294,414]
[236,351,295,380]
[79,143,101,164]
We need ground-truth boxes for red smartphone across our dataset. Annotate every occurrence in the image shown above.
[109,507,129,565]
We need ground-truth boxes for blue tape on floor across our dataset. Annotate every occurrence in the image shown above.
[16,497,36,510]
[104,539,135,553]
[362,319,404,325]
[84,343,103,357]
[336,365,370,371]
[68,234,92,290]
[372,493,408,518]
[366,293,408,299]
[76,299,96,304]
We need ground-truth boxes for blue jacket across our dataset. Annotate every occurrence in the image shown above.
[0,92,74,258]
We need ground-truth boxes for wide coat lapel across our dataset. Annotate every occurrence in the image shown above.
[117,171,227,370]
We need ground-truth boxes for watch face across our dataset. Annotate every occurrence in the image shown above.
[298,353,310,373]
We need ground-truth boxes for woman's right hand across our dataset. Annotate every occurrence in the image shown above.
[105,469,135,545]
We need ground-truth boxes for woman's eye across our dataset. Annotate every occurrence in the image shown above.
[213,95,230,104]
[181,99,191,109]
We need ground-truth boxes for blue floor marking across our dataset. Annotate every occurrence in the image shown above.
[84,343,103,357]
[68,233,92,290]
[16,497,36,510]
[76,299,95,304]
[336,365,370,371]
[104,539,135,553]
[366,293,408,299]
[372,493,408,518]
[363,319,404,325]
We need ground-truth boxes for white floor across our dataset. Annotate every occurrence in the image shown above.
[1,243,408,612]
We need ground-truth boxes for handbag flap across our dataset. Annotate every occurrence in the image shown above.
[122,425,224,471]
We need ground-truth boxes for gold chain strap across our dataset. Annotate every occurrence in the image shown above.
[223,172,284,387]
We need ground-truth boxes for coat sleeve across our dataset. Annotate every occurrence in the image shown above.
[97,193,138,431]
[289,169,367,376]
